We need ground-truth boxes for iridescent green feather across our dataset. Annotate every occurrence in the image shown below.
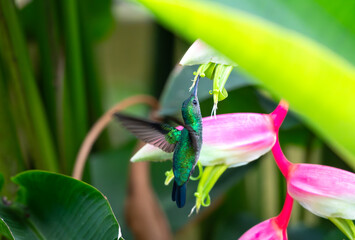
[165,128,182,144]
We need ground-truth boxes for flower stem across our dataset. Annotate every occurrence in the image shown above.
[271,136,292,178]
[270,100,289,131]
[274,192,294,229]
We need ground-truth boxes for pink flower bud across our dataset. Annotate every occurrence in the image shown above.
[239,193,293,240]
[239,219,286,240]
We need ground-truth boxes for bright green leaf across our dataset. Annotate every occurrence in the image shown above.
[208,0,355,66]
[136,0,355,169]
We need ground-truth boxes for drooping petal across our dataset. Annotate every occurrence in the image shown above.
[179,39,237,66]
[287,163,355,219]
[239,193,293,240]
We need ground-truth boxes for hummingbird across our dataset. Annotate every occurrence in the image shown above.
[114,75,203,208]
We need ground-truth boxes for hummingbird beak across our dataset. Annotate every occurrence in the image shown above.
[192,75,200,97]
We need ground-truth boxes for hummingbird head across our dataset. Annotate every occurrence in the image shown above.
[181,75,202,125]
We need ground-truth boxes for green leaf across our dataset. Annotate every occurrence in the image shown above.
[136,0,355,169]
[208,0,355,66]
[0,171,123,240]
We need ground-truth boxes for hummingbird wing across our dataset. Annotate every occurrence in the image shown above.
[114,113,181,153]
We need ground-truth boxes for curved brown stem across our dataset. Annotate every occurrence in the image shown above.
[72,95,159,180]
[126,160,173,240]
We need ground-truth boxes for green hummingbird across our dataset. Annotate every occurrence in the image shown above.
[114,75,203,208]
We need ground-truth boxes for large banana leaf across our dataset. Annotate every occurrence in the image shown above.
[136,0,355,169]
[208,0,355,66]
[0,171,123,240]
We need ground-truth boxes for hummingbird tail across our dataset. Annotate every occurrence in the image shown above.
[172,181,186,208]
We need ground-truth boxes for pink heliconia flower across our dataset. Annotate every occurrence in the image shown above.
[239,193,293,240]
[131,100,289,167]
[272,137,355,219]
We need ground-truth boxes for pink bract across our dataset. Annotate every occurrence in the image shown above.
[272,137,355,219]
[200,113,276,167]
[131,101,288,167]
[288,163,355,219]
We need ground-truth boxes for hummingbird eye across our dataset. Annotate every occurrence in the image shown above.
[192,100,197,105]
